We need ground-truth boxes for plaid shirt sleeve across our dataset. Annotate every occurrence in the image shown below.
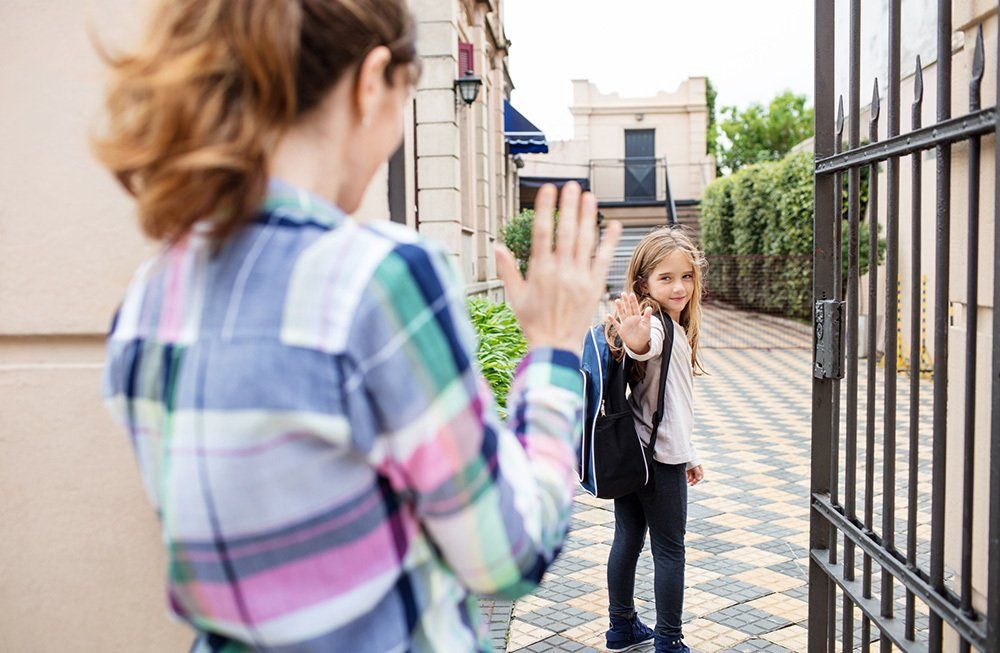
[345,238,583,599]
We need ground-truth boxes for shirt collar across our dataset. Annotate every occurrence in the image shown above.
[260,178,346,228]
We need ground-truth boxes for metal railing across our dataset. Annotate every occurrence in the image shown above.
[810,1,1000,652]
[589,157,679,221]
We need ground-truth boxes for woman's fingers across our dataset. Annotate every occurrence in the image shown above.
[554,182,580,262]
[590,221,620,293]
[495,244,525,306]
[529,184,557,263]
[573,191,597,264]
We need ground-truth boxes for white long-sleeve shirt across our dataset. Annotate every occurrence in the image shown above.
[623,318,700,469]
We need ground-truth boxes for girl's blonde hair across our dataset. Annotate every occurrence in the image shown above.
[92,0,418,245]
[604,226,708,377]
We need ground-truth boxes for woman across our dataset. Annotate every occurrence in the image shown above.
[94,1,620,651]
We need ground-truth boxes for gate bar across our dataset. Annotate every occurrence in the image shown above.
[808,0,837,648]
[959,26,985,653]
[905,55,924,644]
[813,494,989,650]
[829,96,846,653]
[832,95,846,576]
[879,3,902,650]
[814,107,996,175]
[843,2,863,648]
[862,80,880,652]
[987,5,1000,649]
[929,0,952,649]
[812,554,923,653]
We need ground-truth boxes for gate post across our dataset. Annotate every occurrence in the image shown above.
[808,1,836,651]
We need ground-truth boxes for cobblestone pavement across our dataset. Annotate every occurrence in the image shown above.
[493,306,939,652]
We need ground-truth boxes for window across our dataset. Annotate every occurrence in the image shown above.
[458,42,474,75]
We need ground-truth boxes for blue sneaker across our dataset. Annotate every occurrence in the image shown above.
[654,634,691,653]
[606,612,654,651]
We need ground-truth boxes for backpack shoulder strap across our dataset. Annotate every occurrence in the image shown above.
[648,310,674,453]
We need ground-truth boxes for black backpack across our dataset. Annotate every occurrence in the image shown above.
[579,312,673,499]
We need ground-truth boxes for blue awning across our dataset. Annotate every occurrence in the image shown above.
[504,100,548,154]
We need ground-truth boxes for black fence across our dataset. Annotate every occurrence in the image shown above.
[809,1,1000,652]
[701,254,812,349]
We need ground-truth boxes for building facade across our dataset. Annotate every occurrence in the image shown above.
[356,0,523,300]
[519,78,716,236]
[518,78,715,292]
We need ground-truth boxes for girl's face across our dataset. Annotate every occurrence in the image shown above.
[645,249,695,317]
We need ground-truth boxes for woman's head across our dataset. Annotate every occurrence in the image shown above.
[93,0,419,243]
[607,226,707,374]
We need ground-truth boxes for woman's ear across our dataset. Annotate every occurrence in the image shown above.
[354,45,393,126]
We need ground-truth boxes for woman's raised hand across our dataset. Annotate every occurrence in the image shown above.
[495,182,621,356]
[608,292,653,354]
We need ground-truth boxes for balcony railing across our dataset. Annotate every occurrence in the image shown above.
[589,157,670,204]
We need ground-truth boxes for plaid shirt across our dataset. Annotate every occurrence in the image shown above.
[103,180,583,652]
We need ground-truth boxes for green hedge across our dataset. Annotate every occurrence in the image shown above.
[701,150,882,321]
[467,297,527,417]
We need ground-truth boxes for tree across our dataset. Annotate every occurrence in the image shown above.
[717,91,813,175]
[705,78,719,166]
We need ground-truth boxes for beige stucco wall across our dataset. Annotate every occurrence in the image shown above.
[1,1,193,650]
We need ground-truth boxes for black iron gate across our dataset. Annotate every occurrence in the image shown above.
[810,1,1000,651]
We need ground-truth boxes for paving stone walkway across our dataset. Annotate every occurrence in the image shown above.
[489,306,939,652]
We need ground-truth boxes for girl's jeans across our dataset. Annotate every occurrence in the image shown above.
[606,461,688,639]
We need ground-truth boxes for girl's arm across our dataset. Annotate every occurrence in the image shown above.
[345,239,582,600]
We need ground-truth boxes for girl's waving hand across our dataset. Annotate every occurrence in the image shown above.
[609,292,653,355]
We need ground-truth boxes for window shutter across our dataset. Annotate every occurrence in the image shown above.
[458,42,474,75]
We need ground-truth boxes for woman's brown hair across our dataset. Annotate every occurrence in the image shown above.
[604,226,708,377]
[93,0,418,244]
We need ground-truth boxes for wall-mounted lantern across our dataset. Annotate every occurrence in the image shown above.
[455,70,483,105]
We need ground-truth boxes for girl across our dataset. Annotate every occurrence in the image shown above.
[94,1,620,651]
[602,227,707,653]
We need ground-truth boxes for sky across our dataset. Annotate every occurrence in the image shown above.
[503,0,815,142]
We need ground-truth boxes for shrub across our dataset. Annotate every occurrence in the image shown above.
[700,176,737,304]
[698,148,883,322]
[467,297,527,417]
[500,208,559,275]
[730,162,780,310]
[500,209,535,274]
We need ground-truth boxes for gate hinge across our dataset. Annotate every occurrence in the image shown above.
[814,299,845,379]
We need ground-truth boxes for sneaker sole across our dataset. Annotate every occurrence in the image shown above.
[606,641,654,652]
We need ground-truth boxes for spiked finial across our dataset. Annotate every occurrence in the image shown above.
[972,25,985,85]
[836,96,845,135]
[870,78,881,123]
[914,55,923,104]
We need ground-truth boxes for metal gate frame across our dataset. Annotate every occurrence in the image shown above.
[810,1,1000,651]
